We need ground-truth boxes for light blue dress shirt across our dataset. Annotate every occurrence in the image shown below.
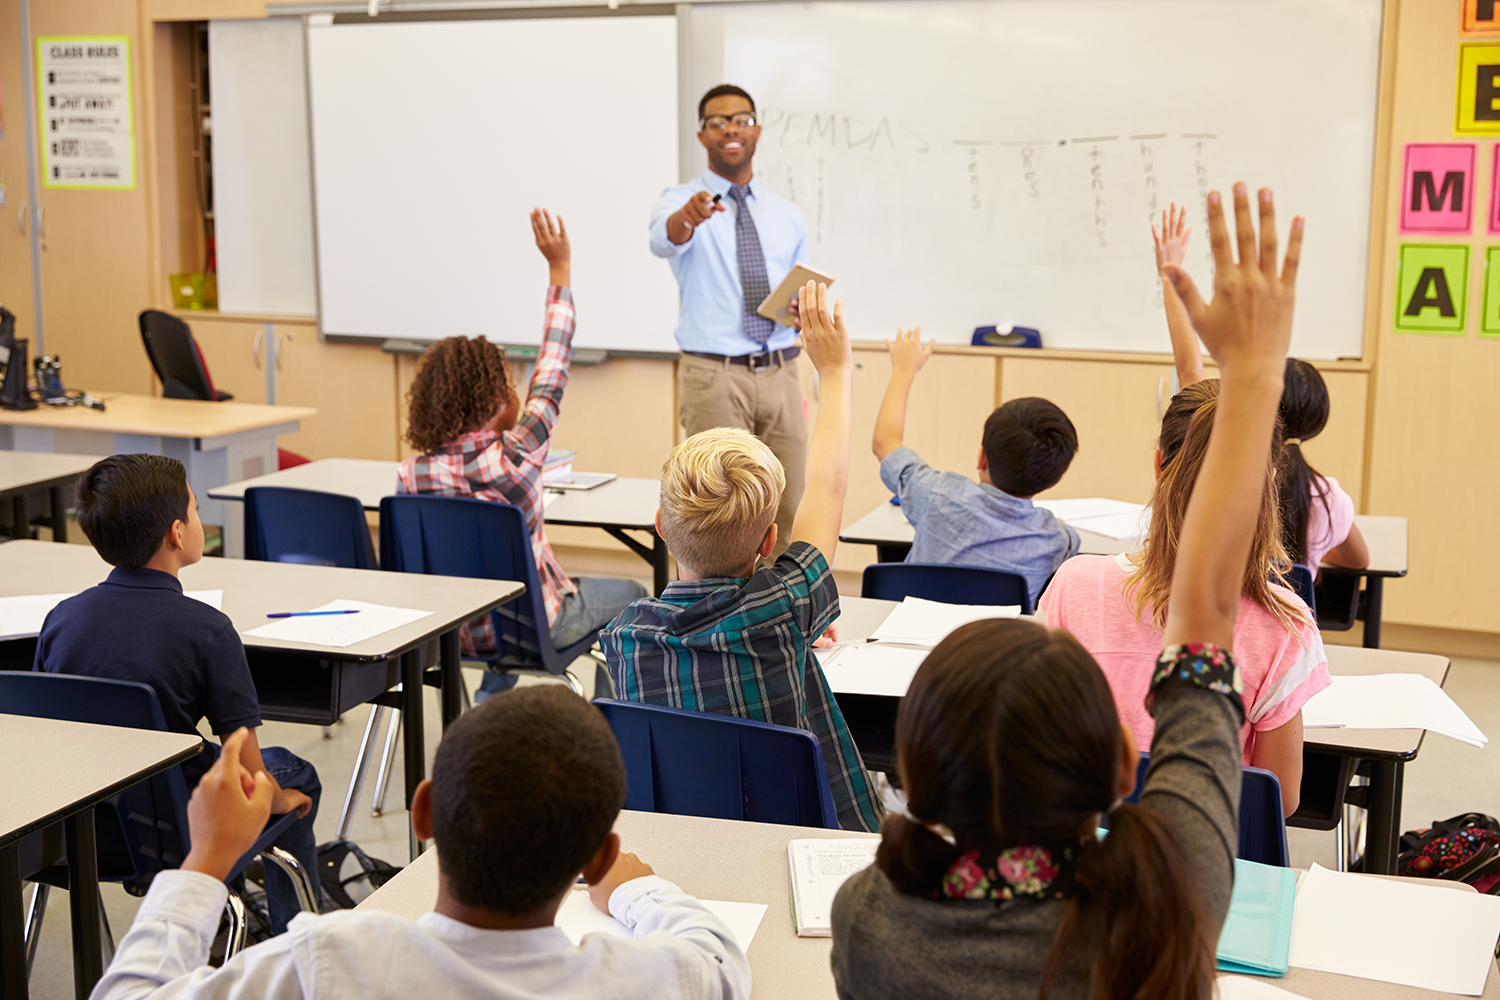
[649,169,810,355]
[880,446,1082,608]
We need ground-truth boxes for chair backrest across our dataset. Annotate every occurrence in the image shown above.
[1284,564,1316,614]
[139,309,218,401]
[244,486,376,570]
[0,672,194,882]
[379,494,563,672]
[1128,754,1290,866]
[593,699,840,829]
[861,562,1033,615]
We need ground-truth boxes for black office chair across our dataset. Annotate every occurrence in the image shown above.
[138,310,232,402]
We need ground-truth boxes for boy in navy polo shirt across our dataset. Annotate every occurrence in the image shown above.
[36,454,323,934]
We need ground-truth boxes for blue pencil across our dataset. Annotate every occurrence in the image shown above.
[265,610,362,618]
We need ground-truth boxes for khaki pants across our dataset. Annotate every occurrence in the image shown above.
[677,352,808,554]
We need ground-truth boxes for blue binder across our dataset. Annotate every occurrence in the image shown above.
[1216,859,1297,976]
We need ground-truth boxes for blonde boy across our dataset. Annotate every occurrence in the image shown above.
[600,283,882,832]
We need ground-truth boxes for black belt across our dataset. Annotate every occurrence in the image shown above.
[684,346,800,372]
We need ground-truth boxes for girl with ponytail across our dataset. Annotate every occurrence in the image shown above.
[832,184,1303,999]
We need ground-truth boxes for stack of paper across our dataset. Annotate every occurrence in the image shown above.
[555,889,767,950]
[0,590,222,640]
[868,596,1021,647]
[1301,674,1487,747]
[788,839,879,937]
[1289,864,1500,995]
[243,599,434,648]
[817,644,928,697]
[1034,497,1151,541]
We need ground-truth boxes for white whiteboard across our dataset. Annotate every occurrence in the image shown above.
[305,14,681,352]
[685,0,1381,358]
[209,18,318,316]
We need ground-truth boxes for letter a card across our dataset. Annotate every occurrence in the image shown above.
[1401,144,1474,233]
[1482,247,1500,336]
[1396,244,1469,335]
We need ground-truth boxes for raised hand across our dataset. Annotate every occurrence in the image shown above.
[182,728,275,882]
[887,327,934,378]
[531,208,571,286]
[1151,202,1193,272]
[797,281,852,376]
[1162,184,1302,379]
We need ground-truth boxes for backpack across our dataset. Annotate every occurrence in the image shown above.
[317,839,402,909]
[1398,813,1500,894]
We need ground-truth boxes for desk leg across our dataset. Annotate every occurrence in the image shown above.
[1363,759,1404,875]
[440,630,462,730]
[12,495,29,541]
[1,843,28,1000]
[400,651,426,861]
[874,543,911,564]
[1362,577,1384,649]
[49,486,67,543]
[65,809,102,1000]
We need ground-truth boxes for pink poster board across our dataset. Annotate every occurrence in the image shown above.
[1401,143,1475,234]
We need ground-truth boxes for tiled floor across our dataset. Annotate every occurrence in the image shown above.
[24,638,1500,998]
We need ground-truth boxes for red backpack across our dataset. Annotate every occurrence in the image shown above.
[1398,813,1500,894]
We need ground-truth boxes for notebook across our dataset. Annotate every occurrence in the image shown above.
[787,838,879,937]
[1216,859,1297,977]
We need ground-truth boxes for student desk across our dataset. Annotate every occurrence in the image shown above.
[0,714,202,1000]
[0,539,523,860]
[0,452,97,543]
[209,459,671,593]
[838,499,1135,561]
[354,808,1498,1000]
[0,394,316,559]
[826,596,1447,876]
[1320,514,1408,649]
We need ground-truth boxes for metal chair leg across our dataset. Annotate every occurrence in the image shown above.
[261,846,320,917]
[371,710,402,817]
[100,898,114,965]
[336,705,386,840]
[23,882,48,977]
[1335,816,1347,872]
[563,670,584,697]
[222,890,249,961]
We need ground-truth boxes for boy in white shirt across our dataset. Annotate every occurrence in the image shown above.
[91,686,750,1000]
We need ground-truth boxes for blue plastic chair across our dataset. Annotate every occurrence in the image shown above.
[1127,753,1290,866]
[379,495,599,688]
[244,486,376,569]
[1284,564,1316,615]
[593,699,840,829]
[0,672,318,958]
[861,562,1034,615]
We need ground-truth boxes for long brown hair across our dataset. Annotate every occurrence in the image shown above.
[405,336,517,455]
[1276,358,1335,565]
[878,619,1215,1000]
[1127,379,1307,634]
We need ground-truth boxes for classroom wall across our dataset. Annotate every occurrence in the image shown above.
[4,0,1492,640]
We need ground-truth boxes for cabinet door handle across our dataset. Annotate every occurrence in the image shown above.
[16,200,26,236]
[274,329,295,371]
[252,328,264,369]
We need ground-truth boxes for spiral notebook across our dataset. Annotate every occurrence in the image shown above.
[1216,859,1297,977]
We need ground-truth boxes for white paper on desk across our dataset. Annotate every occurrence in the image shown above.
[1068,507,1152,541]
[0,593,74,640]
[555,890,767,952]
[1214,977,1304,1000]
[868,596,1020,647]
[1302,674,1487,747]
[243,599,433,648]
[543,491,561,509]
[817,644,928,697]
[1289,864,1500,995]
[185,590,223,611]
[1034,497,1143,522]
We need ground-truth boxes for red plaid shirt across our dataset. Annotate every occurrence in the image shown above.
[397,286,578,657]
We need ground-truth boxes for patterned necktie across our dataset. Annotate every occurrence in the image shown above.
[728,185,776,345]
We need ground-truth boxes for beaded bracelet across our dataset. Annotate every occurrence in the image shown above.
[1148,642,1246,724]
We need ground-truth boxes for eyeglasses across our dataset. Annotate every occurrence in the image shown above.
[700,114,758,132]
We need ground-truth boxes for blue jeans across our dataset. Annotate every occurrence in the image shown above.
[257,747,323,934]
[476,576,646,699]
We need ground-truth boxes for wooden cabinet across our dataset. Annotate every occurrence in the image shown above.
[0,3,39,349]
[272,326,398,461]
[174,311,269,404]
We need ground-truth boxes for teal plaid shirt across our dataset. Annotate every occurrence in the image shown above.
[600,542,883,832]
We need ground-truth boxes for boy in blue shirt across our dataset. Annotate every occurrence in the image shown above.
[872,329,1080,608]
[36,454,322,934]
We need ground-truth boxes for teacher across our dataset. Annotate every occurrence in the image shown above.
[650,84,811,551]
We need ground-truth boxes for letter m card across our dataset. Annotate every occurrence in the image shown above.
[1395,244,1469,335]
[1401,144,1474,233]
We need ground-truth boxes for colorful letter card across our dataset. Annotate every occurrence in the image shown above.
[1464,0,1500,36]
[1401,144,1475,233]
[1457,44,1500,134]
[1395,244,1469,335]
[1482,247,1500,336]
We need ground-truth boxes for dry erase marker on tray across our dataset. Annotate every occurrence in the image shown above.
[266,610,361,618]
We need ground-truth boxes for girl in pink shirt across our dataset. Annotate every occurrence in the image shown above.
[1040,378,1330,815]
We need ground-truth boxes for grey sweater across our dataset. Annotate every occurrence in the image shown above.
[829,682,1243,1000]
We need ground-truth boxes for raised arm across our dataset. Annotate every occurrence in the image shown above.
[1153,203,1205,387]
[871,328,935,460]
[789,281,854,564]
[509,209,576,455]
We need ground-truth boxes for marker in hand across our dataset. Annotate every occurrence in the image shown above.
[266,610,361,619]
